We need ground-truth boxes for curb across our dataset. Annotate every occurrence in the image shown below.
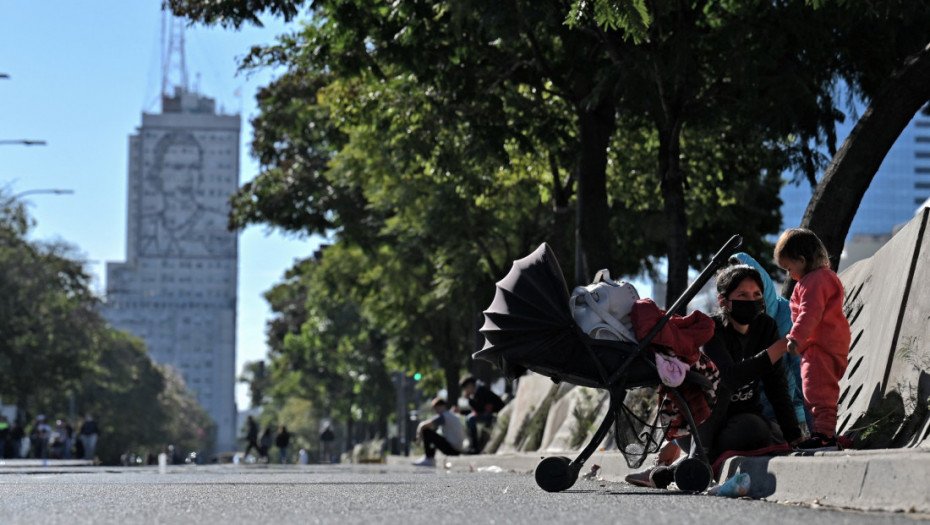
[718,448,930,513]
[389,448,930,514]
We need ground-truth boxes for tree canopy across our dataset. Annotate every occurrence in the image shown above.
[0,190,214,464]
[170,0,930,420]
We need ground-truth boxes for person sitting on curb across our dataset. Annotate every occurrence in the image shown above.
[413,397,465,467]
[459,375,505,454]
[627,264,804,488]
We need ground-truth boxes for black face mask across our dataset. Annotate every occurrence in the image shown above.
[728,298,766,325]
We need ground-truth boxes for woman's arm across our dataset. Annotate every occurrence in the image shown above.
[703,335,773,391]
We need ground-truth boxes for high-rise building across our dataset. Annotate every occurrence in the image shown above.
[101,86,240,453]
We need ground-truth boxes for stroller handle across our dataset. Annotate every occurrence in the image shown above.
[607,234,742,387]
[664,234,742,317]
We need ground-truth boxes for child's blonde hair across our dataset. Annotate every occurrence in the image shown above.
[774,228,830,272]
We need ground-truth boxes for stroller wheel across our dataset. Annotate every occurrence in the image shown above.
[535,456,577,492]
[674,458,712,492]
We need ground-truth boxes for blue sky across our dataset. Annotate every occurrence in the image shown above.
[1,1,322,409]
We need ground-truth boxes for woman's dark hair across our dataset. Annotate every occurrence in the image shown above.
[715,264,764,300]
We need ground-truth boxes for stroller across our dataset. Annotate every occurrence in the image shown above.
[474,235,743,492]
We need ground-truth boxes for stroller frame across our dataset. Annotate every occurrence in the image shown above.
[488,235,743,493]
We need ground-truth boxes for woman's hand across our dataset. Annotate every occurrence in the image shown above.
[787,338,800,356]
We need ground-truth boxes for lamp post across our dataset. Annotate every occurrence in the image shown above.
[0,140,47,146]
[12,188,74,200]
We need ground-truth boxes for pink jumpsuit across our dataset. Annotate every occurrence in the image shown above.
[788,267,851,437]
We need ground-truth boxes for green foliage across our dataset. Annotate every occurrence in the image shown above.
[0,191,216,464]
[849,391,905,449]
[164,0,305,29]
[565,0,651,42]
[171,1,930,436]
[0,196,99,413]
[238,360,271,409]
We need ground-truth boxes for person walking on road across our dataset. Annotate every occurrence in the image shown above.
[259,426,273,463]
[243,415,260,459]
[275,425,291,464]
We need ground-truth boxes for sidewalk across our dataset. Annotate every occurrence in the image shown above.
[389,448,930,514]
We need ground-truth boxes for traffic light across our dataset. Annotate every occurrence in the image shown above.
[413,372,422,381]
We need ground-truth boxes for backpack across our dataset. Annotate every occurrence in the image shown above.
[569,269,639,343]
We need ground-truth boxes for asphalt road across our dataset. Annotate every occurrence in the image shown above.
[0,463,926,525]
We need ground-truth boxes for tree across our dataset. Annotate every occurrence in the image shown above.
[802,43,930,270]
[0,190,215,463]
[0,195,99,421]
[238,360,271,409]
[168,1,930,403]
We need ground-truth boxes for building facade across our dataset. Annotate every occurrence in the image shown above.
[102,87,240,453]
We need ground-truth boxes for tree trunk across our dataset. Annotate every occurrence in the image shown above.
[790,42,930,295]
[574,99,616,285]
[658,120,690,310]
[443,361,461,409]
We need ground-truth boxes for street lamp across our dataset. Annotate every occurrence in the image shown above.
[0,140,47,146]
[12,188,74,200]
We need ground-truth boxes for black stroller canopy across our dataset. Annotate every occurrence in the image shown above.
[475,243,585,379]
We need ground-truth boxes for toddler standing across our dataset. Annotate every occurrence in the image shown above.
[774,228,851,450]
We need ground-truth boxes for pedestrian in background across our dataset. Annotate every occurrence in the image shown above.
[0,415,10,459]
[319,423,335,463]
[275,425,291,464]
[459,375,505,454]
[243,415,260,459]
[31,415,51,459]
[412,397,465,467]
[259,426,273,463]
[79,413,99,461]
[11,419,25,458]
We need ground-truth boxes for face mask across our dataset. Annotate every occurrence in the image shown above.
[728,298,766,325]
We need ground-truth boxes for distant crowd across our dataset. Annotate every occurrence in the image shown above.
[0,413,99,461]
[241,415,337,465]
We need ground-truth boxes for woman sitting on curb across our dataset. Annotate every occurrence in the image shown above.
[627,264,804,488]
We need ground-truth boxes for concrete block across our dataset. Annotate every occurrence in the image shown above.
[498,373,557,453]
[837,208,929,441]
[540,386,606,453]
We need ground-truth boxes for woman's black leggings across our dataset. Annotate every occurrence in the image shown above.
[679,396,783,463]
